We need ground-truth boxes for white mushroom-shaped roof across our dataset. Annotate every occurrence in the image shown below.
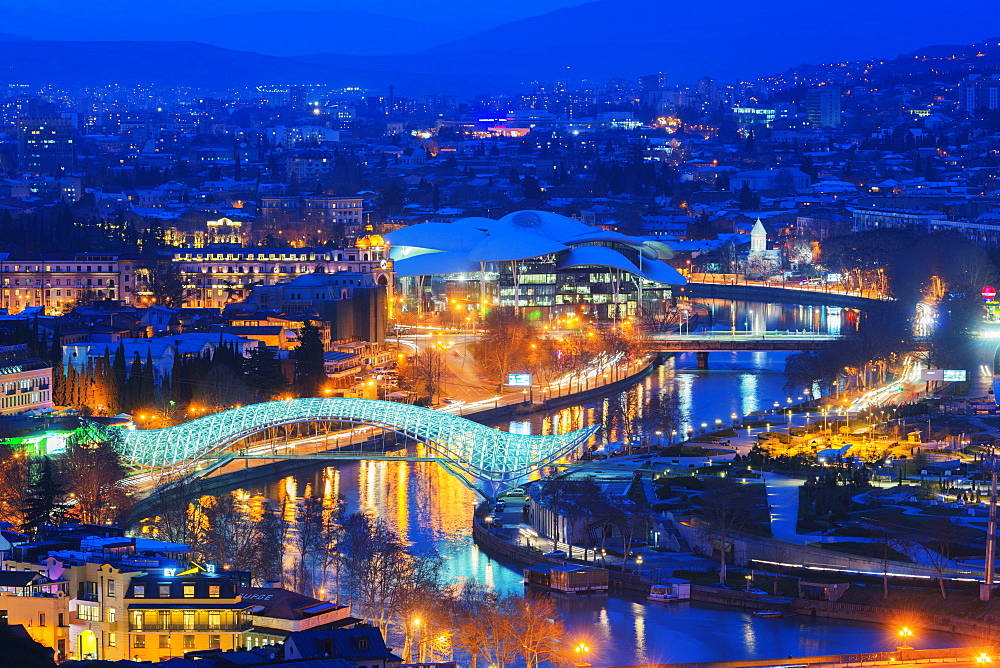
[385,210,686,285]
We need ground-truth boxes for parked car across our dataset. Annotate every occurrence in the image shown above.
[544,549,567,558]
[747,588,768,596]
[707,583,732,590]
[506,487,526,497]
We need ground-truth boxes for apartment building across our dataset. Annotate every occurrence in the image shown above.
[0,344,53,415]
[124,572,252,662]
[0,253,141,315]
[166,240,391,310]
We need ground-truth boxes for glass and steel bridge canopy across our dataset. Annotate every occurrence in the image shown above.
[94,398,597,485]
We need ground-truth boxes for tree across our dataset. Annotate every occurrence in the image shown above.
[737,181,759,210]
[697,485,755,583]
[141,476,198,545]
[338,512,443,634]
[406,346,445,404]
[197,492,265,577]
[866,517,915,598]
[136,261,196,308]
[533,476,602,559]
[293,321,326,396]
[60,437,132,526]
[244,346,288,400]
[473,308,535,386]
[913,516,963,599]
[291,494,343,597]
[0,444,30,527]
[20,457,69,535]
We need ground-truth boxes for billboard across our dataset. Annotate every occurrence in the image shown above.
[920,369,967,382]
[506,373,532,387]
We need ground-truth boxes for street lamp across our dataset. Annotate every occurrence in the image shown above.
[897,627,914,651]
[575,642,591,667]
[636,554,643,576]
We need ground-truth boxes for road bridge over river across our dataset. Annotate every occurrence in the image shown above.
[647,331,840,367]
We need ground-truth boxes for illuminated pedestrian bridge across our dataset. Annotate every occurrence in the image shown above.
[93,398,597,487]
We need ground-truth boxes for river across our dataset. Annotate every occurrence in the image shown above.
[214,300,959,665]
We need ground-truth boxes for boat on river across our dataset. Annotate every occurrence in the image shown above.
[648,578,691,602]
[753,609,786,618]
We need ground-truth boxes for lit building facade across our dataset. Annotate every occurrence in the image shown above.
[386,210,685,321]
[0,344,53,415]
[123,573,252,662]
[0,253,141,314]
[0,241,391,313]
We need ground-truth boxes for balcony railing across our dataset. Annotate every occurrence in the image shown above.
[129,621,251,633]
[75,592,99,602]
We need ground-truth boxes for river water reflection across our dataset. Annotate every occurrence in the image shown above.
[218,302,959,664]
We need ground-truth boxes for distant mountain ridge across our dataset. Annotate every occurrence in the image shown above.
[298,0,1000,83]
[0,40,505,92]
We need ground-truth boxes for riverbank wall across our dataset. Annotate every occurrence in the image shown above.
[460,353,661,426]
[471,517,1000,644]
[603,646,993,668]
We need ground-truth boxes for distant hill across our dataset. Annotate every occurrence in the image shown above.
[167,10,449,56]
[0,40,504,92]
[0,40,363,87]
[298,0,1000,83]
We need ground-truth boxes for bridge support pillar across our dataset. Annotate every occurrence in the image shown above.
[696,351,710,370]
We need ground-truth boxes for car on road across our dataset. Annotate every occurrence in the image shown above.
[442,398,460,404]
[505,487,526,496]
[747,588,768,596]
[543,549,567,558]
[706,583,732,590]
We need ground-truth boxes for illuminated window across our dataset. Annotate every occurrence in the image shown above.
[208,585,220,598]
[183,584,195,598]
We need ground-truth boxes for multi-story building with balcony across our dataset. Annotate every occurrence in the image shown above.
[0,240,391,314]
[164,239,391,310]
[0,344,53,415]
[123,572,252,662]
[258,195,364,243]
[3,526,197,661]
[0,253,141,315]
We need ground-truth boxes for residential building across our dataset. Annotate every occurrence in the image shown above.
[958,74,1000,113]
[124,572,253,662]
[805,86,841,128]
[17,118,75,175]
[239,586,356,647]
[165,240,391,310]
[284,627,402,667]
[0,253,141,315]
[258,196,365,242]
[0,344,53,415]
[231,271,388,344]
[0,570,71,661]
[3,526,198,661]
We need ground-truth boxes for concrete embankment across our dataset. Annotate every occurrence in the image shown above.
[471,518,1000,644]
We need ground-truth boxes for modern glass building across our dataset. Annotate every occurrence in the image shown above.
[385,210,686,321]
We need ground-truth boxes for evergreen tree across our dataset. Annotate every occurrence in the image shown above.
[111,342,127,414]
[244,346,287,401]
[141,350,156,408]
[293,322,326,397]
[20,457,68,535]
